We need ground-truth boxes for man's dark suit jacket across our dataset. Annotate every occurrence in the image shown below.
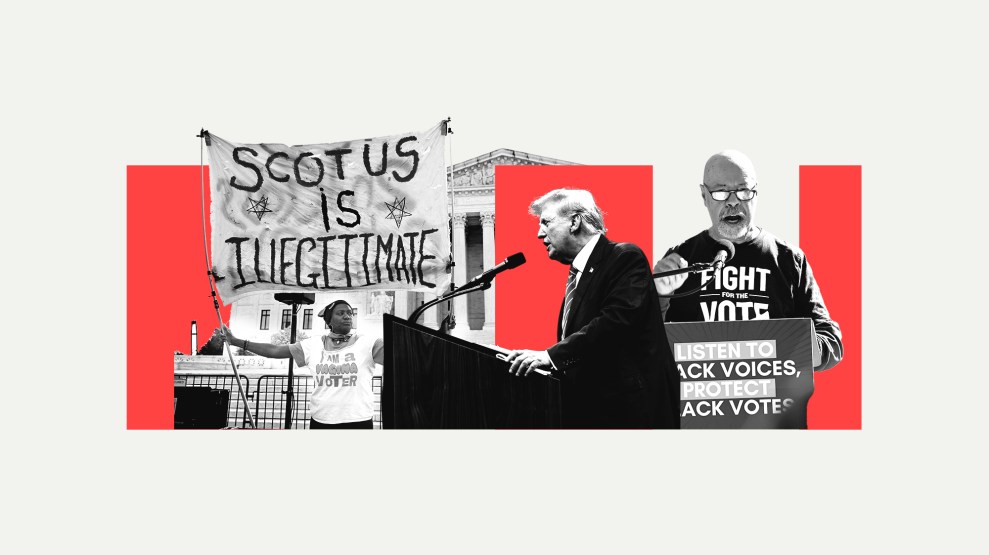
[546,236,680,429]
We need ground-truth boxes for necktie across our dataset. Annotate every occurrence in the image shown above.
[561,266,579,339]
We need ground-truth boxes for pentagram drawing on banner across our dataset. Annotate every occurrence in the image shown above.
[246,196,273,221]
[384,197,413,229]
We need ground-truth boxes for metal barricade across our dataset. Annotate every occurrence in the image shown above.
[176,373,382,429]
[372,376,383,429]
[253,375,383,429]
[174,374,251,428]
[254,375,313,429]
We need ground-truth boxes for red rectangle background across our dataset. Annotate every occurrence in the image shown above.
[127,166,229,429]
[128,164,860,429]
[800,166,862,429]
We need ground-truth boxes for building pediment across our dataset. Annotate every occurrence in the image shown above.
[447,148,577,191]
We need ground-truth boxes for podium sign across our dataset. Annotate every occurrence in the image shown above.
[664,318,815,429]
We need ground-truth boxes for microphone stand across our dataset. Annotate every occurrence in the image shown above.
[653,259,727,299]
[652,261,716,279]
[274,293,314,429]
[409,281,491,325]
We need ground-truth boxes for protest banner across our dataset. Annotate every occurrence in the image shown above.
[206,122,449,303]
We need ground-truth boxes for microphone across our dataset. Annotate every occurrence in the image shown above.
[652,241,735,279]
[712,240,735,270]
[460,252,526,290]
[411,252,526,324]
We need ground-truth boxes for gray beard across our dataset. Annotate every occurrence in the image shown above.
[717,221,749,240]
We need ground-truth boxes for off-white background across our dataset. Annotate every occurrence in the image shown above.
[4,1,985,553]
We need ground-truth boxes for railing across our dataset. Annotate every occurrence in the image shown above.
[175,374,251,428]
[254,375,312,429]
[176,374,383,429]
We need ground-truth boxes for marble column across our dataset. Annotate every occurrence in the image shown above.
[452,213,469,327]
[480,212,496,331]
[422,293,439,327]
[394,290,409,319]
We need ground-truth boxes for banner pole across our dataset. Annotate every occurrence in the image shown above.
[198,129,257,429]
[441,118,456,331]
[284,301,299,430]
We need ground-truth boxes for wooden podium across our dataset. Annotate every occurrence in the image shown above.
[382,314,562,429]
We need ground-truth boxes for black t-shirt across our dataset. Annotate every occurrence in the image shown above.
[662,229,843,370]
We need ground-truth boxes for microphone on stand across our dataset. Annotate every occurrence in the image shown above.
[652,240,736,279]
[711,240,736,271]
[409,253,526,325]
[460,253,526,290]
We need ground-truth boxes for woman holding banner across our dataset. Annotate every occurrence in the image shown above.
[222,300,383,429]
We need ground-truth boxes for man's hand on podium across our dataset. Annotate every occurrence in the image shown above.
[505,349,553,377]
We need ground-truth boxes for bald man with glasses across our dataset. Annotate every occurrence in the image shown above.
[654,150,843,371]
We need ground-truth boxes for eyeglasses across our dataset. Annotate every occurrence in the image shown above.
[703,185,758,202]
